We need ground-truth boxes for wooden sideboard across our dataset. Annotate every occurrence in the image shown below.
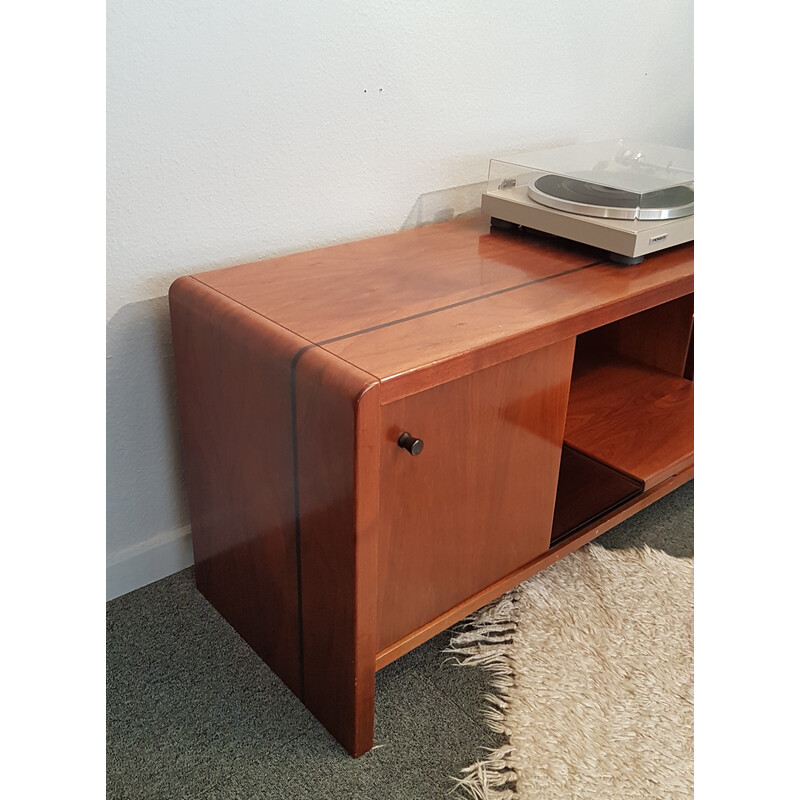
[169,215,694,757]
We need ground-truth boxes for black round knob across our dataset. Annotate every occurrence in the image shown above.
[398,432,424,456]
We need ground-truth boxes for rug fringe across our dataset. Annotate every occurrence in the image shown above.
[446,545,693,799]
[446,589,522,800]
[450,745,518,800]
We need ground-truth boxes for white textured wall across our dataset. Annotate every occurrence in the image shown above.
[106,0,693,599]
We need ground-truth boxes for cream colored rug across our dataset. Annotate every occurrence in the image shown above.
[448,544,693,800]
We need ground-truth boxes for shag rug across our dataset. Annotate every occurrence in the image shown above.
[448,544,693,800]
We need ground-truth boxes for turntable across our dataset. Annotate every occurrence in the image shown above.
[481,140,693,264]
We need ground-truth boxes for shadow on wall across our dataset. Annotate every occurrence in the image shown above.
[106,296,190,584]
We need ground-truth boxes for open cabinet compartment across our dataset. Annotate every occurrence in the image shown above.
[551,294,694,545]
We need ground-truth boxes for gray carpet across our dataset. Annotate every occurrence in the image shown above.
[107,480,693,800]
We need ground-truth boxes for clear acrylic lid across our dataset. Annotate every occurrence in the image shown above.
[488,139,693,194]
[486,140,693,221]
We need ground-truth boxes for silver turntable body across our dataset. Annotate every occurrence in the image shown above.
[481,140,694,264]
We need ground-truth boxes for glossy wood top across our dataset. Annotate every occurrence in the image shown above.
[191,215,694,401]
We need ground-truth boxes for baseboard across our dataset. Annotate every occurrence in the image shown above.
[106,525,194,601]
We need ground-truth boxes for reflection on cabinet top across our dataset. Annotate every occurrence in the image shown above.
[185,214,693,402]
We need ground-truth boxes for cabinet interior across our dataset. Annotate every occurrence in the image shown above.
[551,295,694,546]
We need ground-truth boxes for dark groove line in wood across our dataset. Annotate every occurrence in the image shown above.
[186,276,385,387]
[289,343,318,701]
[317,259,607,345]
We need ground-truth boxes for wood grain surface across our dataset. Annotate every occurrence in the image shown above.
[575,294,694,377]
[170,215,695,756]
[169,277,308,696]
[171,277,382,756]
[191,216,592,343]
[293,345,380,757]
[375,464,693,671]
[376,338,575,650]
[564,356,694,489]
[192,215,694,401]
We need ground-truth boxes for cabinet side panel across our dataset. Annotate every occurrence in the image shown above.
[169,277,305,696]
[294,346,380,757]
[377,338,575,651]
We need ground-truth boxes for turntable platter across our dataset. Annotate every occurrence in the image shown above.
[528,173,694,221]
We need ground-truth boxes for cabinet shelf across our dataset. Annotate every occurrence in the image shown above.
[563,353,694,490]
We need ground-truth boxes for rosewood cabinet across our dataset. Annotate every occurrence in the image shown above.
[169,216,694,757]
